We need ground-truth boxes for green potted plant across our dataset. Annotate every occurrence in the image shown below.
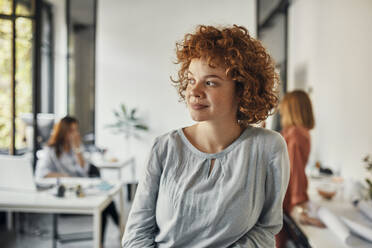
[106,103,149,157]
[362,155,372,199]
[106,103,149,138]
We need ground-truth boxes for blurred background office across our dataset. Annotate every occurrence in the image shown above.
[1,0,372,247]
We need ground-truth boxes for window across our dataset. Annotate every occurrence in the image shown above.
[0,0,34,154]
[257,0,290,131]
[0,0,53,155]
[67,0,96,144]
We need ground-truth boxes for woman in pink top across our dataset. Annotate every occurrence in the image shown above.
[276,90,324,248]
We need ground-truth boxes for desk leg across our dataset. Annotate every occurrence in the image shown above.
[93,210,102,248]
[6,211,13,230]
[52,214,58,248]
[119,186,125,236]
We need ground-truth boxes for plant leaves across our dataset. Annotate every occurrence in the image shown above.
[120,103,127,118]
[130,109,137,120]
[106,103,149,139]
[135,124,148,130]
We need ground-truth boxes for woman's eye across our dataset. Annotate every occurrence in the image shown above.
[188,79,196,85]
[206,81,216,86]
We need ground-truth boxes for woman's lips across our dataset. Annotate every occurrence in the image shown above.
[190,103,208,110]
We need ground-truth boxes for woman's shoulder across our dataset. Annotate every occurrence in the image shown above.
[42,145,56,155]
[150,129,183,152]
[36,146,57,161]
[246,126,286,148]
[282,126,310,141]
[153,129,181,145]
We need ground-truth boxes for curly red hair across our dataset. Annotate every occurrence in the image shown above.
[172,25,279,126]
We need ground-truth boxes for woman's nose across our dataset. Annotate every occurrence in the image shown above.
[189,82,204,98]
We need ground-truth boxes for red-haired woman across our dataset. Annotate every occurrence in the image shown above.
[35,116,119,245]
[122,25,290,247]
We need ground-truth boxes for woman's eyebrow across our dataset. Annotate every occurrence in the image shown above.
[204,74,223,80]
[187,71,224,80]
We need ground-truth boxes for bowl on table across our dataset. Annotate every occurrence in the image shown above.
[316,183,338,200]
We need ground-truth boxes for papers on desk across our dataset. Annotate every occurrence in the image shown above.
[358,200,372,221]
[341,217,372,243]
[318,206,372,244]
[318,207,351,243]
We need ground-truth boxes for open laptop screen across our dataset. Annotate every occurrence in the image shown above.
[0,155,37,192]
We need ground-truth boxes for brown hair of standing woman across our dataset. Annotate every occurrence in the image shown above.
[48,116,78,158]
[279,90,315,130]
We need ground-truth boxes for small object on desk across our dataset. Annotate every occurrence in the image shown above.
[315,161,334,175]
[56,184,66,198]
[317,181,338,200]
[109,157,118,162]
[97,181,113,191]
[76,184,85,198]
[317,187,337,200]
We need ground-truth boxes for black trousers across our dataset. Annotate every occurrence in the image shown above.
[88,164,120,244]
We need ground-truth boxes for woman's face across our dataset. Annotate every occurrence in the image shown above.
[185,58,239,124]
[67,123,80,143]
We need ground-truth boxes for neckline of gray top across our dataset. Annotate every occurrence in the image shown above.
[177,126,252,159]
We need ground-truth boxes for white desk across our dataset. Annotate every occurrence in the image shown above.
[93,157,135,181]
[293,178,372,248]
[94,157,138,201]
[0,178,124,248]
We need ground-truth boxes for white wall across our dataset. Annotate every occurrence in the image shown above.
[96,0,256,180]
[288,0,372,178]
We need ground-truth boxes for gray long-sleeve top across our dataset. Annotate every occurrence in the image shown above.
[35,146,89,179]
[122,126,290,248]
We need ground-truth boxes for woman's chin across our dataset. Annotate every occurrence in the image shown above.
[190,114,208,122]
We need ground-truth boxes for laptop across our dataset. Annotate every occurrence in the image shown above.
[0,154,37,192]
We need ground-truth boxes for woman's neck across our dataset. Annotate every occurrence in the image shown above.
[185,121,243,154]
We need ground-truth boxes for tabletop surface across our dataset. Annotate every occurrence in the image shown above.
[295,178,372,248]
[0,178,122,211]
[92,157,135,169]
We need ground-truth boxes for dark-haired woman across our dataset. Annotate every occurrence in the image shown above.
[35,116,119,245]
[122,25,290,248]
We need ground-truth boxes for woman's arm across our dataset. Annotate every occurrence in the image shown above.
[70,132,86,169]
[35,148,62,179]
[285,137,309,212]
[44,172,69,178]
[230,136,290,247]
[122,139,162,248]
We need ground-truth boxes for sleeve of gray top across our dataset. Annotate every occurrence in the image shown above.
[35,148,59,179]
[75,146,90,177]
[230,135,290,248]
[122,139,161,248]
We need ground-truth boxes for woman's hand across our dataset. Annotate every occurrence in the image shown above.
[299,212,326,228]
[292,202,326,228]
[70,132,81,151]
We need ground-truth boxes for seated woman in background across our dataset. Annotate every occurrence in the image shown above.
[276,90,325,248]
[35,116,119,245]
[35,116,91,178]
